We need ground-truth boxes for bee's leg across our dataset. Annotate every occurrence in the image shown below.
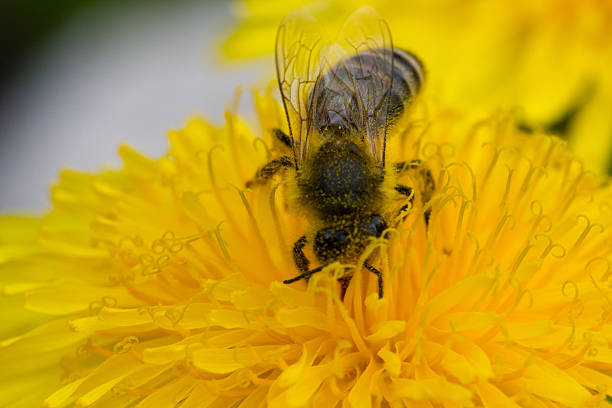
[338,276,351,300]
[245,155,293,188]
[394,184,415,218]
[394,159,422,173]
[292,235,309,273]
[394,159,435,226]
[283,265,325,285]
[272,128,293,149]
[284,235,319,285]
[364,261,383,298]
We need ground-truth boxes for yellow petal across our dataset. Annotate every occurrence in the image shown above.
[276,345,308,387]
[176,383,217,408]
[523,357,590,406]
[347,359,378,408]
[25,286,137,316]
[44,377,86,408]
[391,377,474,406]
[273,365,328,408]
[475,380,521,408]
[378,346,401,378]
[134,377,193,408]
[0,216,43,245]
[191,345,290,374]
[365,320,406,343]
[426,274,494,322]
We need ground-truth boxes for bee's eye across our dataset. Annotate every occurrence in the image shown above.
[317,228,349,246]
[360,215,387,237]
[313,227,354,262]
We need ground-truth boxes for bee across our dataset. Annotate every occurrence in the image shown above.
[247,7,434,298]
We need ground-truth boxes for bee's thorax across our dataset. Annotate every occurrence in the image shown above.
[297,139,384,221]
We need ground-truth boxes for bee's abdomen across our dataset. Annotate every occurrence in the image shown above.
[388,48,424,121]
[393,48,424,95]
[312,48,424,133]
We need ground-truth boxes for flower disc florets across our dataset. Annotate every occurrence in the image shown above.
[2,92,612,407]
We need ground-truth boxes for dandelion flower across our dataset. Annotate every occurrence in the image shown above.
[224,0,612,174]
[2,91,612,407]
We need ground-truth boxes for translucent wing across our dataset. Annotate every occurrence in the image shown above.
[310,6,394,165]
[275,9,324,167]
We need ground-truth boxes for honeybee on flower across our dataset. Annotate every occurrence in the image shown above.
[1,4,612,408]
[247,7,433,299]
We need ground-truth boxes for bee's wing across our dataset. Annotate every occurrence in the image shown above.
[313,6,394,165]
[275,9,324,167]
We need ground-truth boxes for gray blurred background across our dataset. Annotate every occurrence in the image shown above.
[0,0,269,211]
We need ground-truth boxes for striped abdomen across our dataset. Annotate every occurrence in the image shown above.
[387,48,424,120]
[311,47,424,136]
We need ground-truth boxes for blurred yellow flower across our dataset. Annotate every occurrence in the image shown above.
[224,0,612,174]
[2,91,612,407]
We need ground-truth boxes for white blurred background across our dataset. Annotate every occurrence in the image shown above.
[0,0,269,211]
